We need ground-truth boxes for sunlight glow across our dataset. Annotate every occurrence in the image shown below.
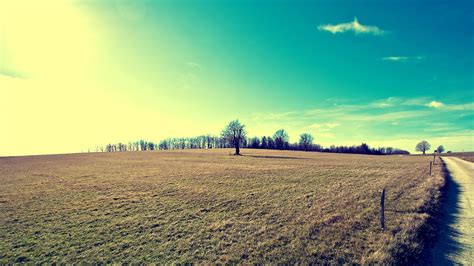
[0,1,472,156]
[0,0,95,80]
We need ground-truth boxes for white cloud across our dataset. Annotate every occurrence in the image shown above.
[382,56,425,62]
[318,17,384,35]
[382,56,409,62]
[426,101,444,108]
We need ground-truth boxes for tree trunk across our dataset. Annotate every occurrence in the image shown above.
[235,142,240,155]
[423,150,426,154]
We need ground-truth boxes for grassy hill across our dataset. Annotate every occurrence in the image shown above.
[0,149,444,263]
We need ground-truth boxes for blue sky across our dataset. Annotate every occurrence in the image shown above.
[0,0,473,155]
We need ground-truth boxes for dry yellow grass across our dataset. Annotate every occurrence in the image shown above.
[0,149,444,263]
[441,152,474,162]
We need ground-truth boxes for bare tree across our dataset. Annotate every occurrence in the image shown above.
[415,140,431,154]
[221,120,247,155]
[437,145,445,153]
[273,129,289,150]
[299,133,314,151]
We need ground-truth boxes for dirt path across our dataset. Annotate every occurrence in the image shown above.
[430,157,474,264]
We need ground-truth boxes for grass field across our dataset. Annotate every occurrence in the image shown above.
[0,149,444,263]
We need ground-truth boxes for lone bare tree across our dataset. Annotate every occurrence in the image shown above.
[299,133,314,151]
[437,145,445,153]
[415,140,431,154]
[221,120,247,155]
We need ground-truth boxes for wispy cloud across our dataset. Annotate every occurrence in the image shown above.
[186,62,202,69]
[370,97,400,108]
[382,56,425,62]
[245,97,473,151]
[251,111,297,121]
[306,123,340,130]
[318,17,385,35]
[305,123,340,138]
[443,102,474,111]
[423,101,474,110]
[180,62,203,89]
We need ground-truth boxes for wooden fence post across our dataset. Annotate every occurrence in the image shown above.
[380,188,385,230]
[430,161,432,175]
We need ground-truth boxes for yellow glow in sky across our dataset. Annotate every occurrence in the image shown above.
[1,1,472,156]
[1,0,95,80]
[0,1,103,155]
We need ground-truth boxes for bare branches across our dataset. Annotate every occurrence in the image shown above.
[221,120,247,155]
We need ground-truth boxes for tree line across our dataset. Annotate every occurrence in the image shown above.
[247,133,409,155]
[97,136,226,152]
[97,120,410,155]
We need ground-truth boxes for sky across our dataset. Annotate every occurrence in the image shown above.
[0,0,473,156]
